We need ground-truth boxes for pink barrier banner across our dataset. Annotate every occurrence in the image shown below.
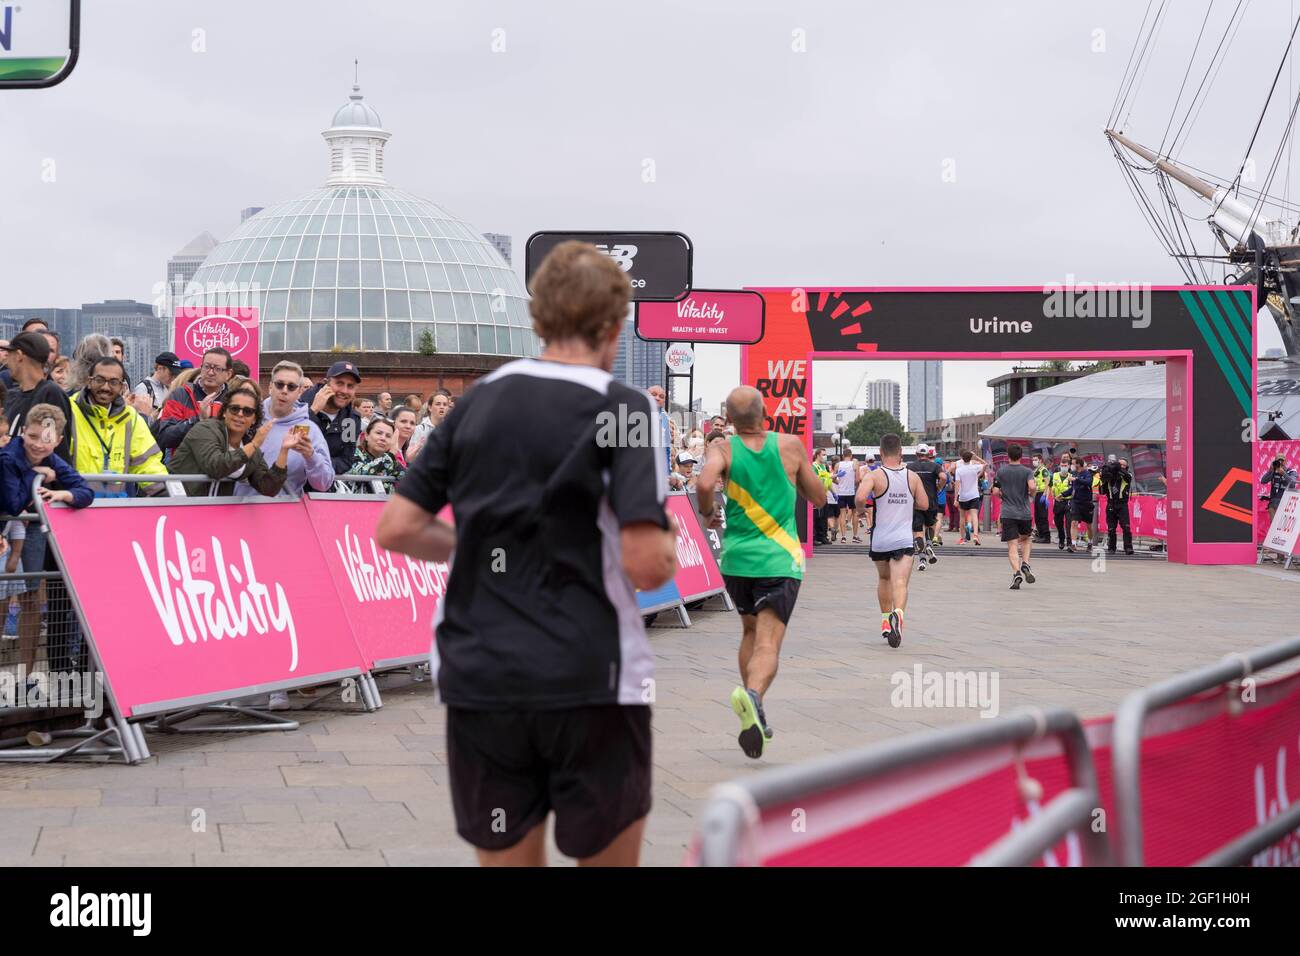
[698,667,1300,866]
[303,496,449,669]
[636,289,765,345]
[45,500,366,718]
[1256,440,1300,542]
[173,305,260,381]
[1097,494,1167,539]
[665,493,726,601]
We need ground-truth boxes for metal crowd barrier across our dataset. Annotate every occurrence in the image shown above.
[695,707,1110,867]
[1112,634,1300,866]
[329,473,400,495]
[0,473,214,762]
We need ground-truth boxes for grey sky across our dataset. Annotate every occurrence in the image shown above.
[1,0,1291,420]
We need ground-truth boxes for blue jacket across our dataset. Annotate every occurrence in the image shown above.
[0,437,94,516]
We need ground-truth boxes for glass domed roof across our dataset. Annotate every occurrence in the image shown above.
[183,86,537,358]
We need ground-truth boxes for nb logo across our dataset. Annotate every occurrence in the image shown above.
[595,244,638,272]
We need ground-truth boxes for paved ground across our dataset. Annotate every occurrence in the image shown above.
[1,546,1295,866]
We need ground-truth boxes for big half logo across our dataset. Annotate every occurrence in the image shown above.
[184,312,250,356]
[0,6,14,52]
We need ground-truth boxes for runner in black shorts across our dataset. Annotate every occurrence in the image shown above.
[906,444,945,571]
[993,443,1038,590]
[378,242,678,866]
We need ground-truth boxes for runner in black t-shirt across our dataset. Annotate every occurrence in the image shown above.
[906,445,946,569]
[993,444,1038,589]
[377,241,677,867]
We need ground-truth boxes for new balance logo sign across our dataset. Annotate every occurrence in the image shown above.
[594,244,638,272]
[50,886,152,936]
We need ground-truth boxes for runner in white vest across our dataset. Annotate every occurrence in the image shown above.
[858,433,927,648]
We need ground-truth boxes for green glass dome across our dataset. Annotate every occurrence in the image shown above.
[183,86,536,358]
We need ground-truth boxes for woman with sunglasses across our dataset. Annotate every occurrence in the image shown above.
[168,378,299,497]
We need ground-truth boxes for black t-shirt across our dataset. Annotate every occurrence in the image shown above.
[994,463,1033,520]
[906,459,942,509]
[396,358,669,710]
[4,377,73,462]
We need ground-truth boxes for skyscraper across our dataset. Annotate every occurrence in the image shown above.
[865,379,901,422]
[907,360,943,432]
[78,300,169,385]
[482,232,512,266]
[166,231,220,317]
[612,315,665,391]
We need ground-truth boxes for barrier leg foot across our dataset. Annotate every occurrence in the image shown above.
[144,704,300,734]
[0,720,133,764]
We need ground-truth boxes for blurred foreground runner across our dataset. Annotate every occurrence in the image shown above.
[378,241,677,866]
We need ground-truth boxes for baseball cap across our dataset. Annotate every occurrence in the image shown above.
[154,351,184,371]
[9,331,51,365]
[179,359,194,369]
[326,360,362,382]
[676,451,698,465]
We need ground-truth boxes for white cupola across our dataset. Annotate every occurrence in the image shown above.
[322,83,391,185]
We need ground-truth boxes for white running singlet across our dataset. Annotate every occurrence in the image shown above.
[871,466,914,552]
[833,460,857,496]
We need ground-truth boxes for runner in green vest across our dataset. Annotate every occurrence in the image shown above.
[696,386,827,759]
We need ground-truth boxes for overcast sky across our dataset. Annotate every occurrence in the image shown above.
[2,0,1293,418]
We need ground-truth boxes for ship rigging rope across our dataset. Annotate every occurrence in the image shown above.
[1112,141,1201,284]
[1172,0,1249,161]
[1228,8,1300,199]
[1159,0,1217,158]
[1110,0,1158,128]
[1120,0,1172,132]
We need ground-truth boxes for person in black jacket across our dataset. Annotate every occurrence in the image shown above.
[1102,457,1135,554]
[2,332,72,460]
[299,360,363,475]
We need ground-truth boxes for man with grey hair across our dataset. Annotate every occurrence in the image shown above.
[697,386,827,759]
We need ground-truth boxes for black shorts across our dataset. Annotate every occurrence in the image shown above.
[446,704,652,859]
[870,545,915,562]
[911,508,939,532]
[1000,517,1033,541]
[1071,503,1095,523]
[959,495,982,512]
[837,494,857,511]
[823,499,840,517]
[724,575,801,625]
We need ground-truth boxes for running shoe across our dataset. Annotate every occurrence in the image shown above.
[730,686,768,759]
[973,535,981,546]
[1020,563,1035,584]
[916,556,927,571]
[886,610,903,648]
[1010,572,1023,590]
[1058,539,1066,550]
[852,536,863,543]
[925,544,938,564]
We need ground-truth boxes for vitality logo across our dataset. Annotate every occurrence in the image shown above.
[0,6,14,52]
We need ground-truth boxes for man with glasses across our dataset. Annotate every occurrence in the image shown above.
[237,360,334,498]
[154,347,234,453]
[67,356,166,496]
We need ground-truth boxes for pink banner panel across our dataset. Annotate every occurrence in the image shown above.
[45,500,365,717]
[636,290,765,344]
[303,496,448,669]
[173,305,260,381]
[665,494,726,601]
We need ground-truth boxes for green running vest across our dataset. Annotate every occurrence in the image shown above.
[721,433,804,579]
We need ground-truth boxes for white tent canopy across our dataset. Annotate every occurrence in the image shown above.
[982,364,1166,443]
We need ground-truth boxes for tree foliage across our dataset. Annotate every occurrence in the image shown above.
[843,408,913,446]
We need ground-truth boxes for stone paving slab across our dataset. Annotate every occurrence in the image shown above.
[0,552,1295,865]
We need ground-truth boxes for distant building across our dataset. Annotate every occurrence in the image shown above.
[166,231,220,317]
[483,232,512,266]
[865,379,901,421]
[0,301,165,385]
[240,207,265,223]
[613,315,664,391]
[988,366,1092,418]
[923,412,994,460]
[907,360,943,432]
[77,300,169,385]
[814,405,866,435]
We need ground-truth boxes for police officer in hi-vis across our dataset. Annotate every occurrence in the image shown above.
[1051,452,1074,550]
[1031,453,1052,543]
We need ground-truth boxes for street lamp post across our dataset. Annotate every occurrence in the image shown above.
[832,431,842,457]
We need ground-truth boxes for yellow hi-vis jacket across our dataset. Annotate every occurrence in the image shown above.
[1050,470,1073,499]
[68,391,167,495]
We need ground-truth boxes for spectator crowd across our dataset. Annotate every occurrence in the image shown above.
[0,318,464,706]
